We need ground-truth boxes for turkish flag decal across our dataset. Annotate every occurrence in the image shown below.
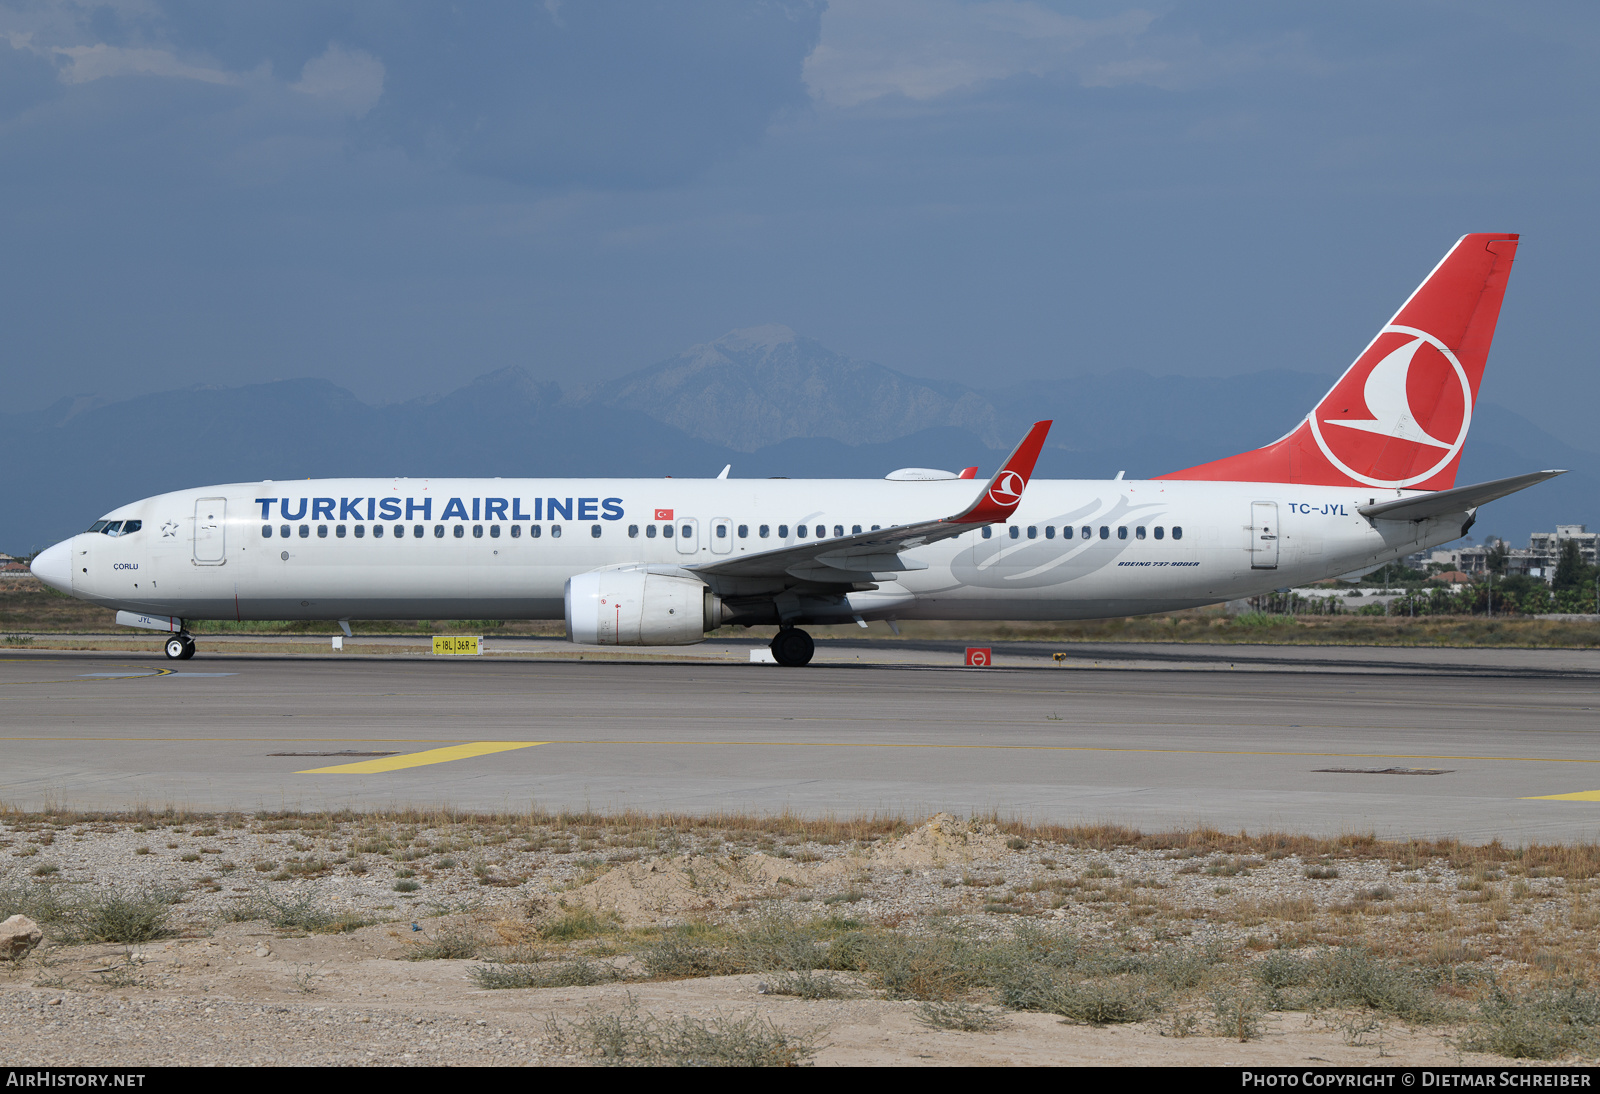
[654,509,674,521]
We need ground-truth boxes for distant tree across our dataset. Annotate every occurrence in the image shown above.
[1365,562,1428,587]
[1553,539,1593,592]
[1485,539,1510,575]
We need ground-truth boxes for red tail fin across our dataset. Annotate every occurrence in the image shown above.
[1164,233,1518,489]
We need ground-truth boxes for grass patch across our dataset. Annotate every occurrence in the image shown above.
[915,1000,1008,1032]
[471,957,618,990]
[235,888,369,934]
[546,995,820,1066]
[60,886,178,944]
[768,970,851,1000]
[1463,985,1600,1060]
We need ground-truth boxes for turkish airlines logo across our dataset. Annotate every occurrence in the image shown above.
[1308,325,1473,488]
[987,471,1025,508]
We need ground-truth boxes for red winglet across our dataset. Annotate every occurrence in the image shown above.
[949,421,1052,524]
[958,466,978,480]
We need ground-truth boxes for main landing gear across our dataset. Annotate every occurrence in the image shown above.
[163,634,196,661]
[769,627,814,667]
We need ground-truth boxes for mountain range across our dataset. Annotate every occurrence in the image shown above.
[2,325,1591,552]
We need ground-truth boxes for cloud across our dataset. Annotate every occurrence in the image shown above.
[291,43,383,117]
[804,0,1157,106]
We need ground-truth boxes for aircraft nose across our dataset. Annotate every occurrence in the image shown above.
[30,539,73,594]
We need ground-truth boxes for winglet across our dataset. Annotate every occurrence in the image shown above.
[948,420,1052,524]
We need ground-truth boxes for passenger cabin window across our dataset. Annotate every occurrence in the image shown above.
[662,524,674,538]
[1008,526,1019,539]
[551,525,562,538]
[317,525,328,538]
[434,525,444,538]
[715,524,727,538]
[1082,527,1092,539]
[852,525,862,534]
[413,525,424,538]
[262,525,272,538]
[1045,526,1055,539]
[1135,526,1145,540]
[646,524,657,538]
[834,525,844,538]
[530,525,542,538]
[759,525,770,538]
[490,525,500,538]
[1027,526,1038,539]
[591,524,602,538]
[679,523,691,540]
[354,525,365,538]
[982,527,992,539]
[1117,527,1127,540]
[373,524,384,538]
[778,525,789,538]
[1154,527,1164,540]
[1098,526,1109,540]
[471,524,482,538]
[1063,526,1072,539]
[280,525,290,538]
[738,525,748,538]
[510,525,521,538]
[336,525,346,538]
[1173,526,1183,540]
[299,525,310,538]
[455,525,466,538]
[629,525,640,538]
[797,525,808,538]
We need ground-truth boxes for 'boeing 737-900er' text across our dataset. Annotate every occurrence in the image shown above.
[30,234,1563,666]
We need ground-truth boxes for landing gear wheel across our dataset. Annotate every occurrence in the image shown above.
[770,627,814,667]
[164,637,186,660]
[179,637,196,660]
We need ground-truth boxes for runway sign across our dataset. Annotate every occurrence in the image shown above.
[965,647,992,667]
[432,635,482,656]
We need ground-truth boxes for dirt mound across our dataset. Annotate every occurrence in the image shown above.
[869,813,1014,869]
[564,854,807,924]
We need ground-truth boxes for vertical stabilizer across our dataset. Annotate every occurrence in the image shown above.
[1164,233,1518,489]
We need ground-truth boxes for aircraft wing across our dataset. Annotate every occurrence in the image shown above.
[1358,469,1566,522]
[690,420,1052,586]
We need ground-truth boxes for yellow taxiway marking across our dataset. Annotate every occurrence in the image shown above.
[297,741,546,774]
[0,667,175,685]
[1525,790,1600,802]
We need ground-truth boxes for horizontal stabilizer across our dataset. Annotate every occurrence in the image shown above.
[1358,470,1565,522]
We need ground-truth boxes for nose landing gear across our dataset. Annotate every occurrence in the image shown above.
[769,627,814,667]
[163,634,196,660]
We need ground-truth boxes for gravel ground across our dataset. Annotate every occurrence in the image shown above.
[0,810,1587,1065]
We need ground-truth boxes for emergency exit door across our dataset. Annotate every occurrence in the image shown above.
[1249,501,1279,570]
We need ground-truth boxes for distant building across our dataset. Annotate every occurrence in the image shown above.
[1421,523,1596,584]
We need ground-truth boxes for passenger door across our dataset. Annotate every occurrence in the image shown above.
[675,517,699,555]
[1249,501,1279,570]
[193,498,227,565]
[710,518,733,555]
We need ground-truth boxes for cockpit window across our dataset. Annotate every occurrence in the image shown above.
[102,521,124,537]
[121,520,141,535]
[87,521,108,533]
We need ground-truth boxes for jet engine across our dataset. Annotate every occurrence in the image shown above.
[564,569,724,646]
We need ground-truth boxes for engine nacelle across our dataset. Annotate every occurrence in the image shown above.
[564,569,722,646]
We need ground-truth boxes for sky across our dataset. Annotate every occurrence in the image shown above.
[2,1,1598,447]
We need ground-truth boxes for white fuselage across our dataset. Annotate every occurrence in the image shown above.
[54,476,1462,626]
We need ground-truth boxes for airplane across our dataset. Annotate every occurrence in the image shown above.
[29,232,1562,667]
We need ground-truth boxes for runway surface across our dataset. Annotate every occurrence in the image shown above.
[4,641,1600,842]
